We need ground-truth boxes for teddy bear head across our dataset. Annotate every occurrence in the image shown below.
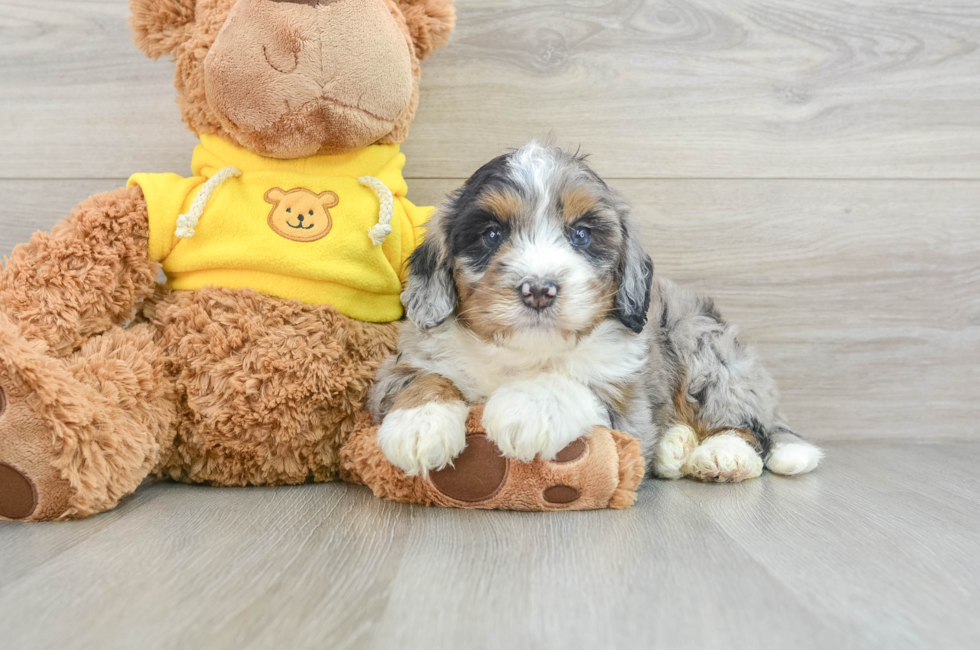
[129,0,455,159]
[264,187,338,242]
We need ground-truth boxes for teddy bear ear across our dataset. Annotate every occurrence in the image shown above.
[265,188,286,204]
[393,0,456,60]
[318,191,340,208]
[129,0,197,60]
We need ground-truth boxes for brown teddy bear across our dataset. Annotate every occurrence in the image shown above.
[0,0,643,521]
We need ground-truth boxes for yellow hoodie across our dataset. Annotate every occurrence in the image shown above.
[128,135,432,322]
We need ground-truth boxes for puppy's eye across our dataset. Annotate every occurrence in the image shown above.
[286,208,291,213]
[571,227,591,248]
[309,210,314,216]
[484,227,504,247]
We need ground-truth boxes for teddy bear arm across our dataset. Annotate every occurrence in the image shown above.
[0,185,158,358]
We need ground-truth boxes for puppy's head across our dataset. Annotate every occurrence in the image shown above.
[403,142,653,347]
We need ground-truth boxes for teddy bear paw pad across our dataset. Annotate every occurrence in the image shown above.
[0,462,38,520]
[0,382,73,521]
[553,438,588,463]
[0,385,37,519]
[543,484,581,504]
[429,433,509,503]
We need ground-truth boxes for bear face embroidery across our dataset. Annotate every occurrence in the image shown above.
[265,187,339,243]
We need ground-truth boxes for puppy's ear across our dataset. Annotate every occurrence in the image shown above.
[393,0,456,60]
[614,213,654,333]
[129,0,196,60]
[402,213,457,330]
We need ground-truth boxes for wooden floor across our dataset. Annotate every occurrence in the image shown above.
[1,1,979,648]
[0,441,977,650]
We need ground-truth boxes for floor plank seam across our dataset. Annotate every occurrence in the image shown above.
[3,177,980,183]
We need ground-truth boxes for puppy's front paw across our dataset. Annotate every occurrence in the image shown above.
[377,401,469,477]
[482,378,605,463]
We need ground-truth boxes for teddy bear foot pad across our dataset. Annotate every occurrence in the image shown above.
[0,462,38,520]
[0,388,31,519]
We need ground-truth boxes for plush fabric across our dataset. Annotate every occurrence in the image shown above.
[129,136,430,321]
[203,0,417,157]
[128,0,452,159]
[0,313,176,521]
[341,406,645,511]
[149,286,399,487]
[0,0,455,521]
[0,185,158,358]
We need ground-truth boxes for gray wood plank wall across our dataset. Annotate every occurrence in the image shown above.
[1,1,978,442]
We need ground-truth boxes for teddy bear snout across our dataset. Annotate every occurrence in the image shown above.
[267,0,343,6]
[204,0,416,158]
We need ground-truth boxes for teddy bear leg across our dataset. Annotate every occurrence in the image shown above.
[341,407,646,511]
[0,185,157,358]
[0,316,176,521]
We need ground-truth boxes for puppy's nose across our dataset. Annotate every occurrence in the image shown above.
[520,280,559,310]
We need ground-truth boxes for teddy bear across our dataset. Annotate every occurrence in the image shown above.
[0,0,457,521]
[0,0,644,522]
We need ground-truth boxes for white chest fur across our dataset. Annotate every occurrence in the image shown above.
[401,319,650,403]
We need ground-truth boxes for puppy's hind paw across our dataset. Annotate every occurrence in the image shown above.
[652,424,698,479]
[766,439,822,476]
[683,432,763,483]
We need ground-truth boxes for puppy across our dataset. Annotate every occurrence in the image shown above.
[368,142,823,482]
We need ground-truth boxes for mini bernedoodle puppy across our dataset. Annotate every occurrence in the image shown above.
[368,142,823,483]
